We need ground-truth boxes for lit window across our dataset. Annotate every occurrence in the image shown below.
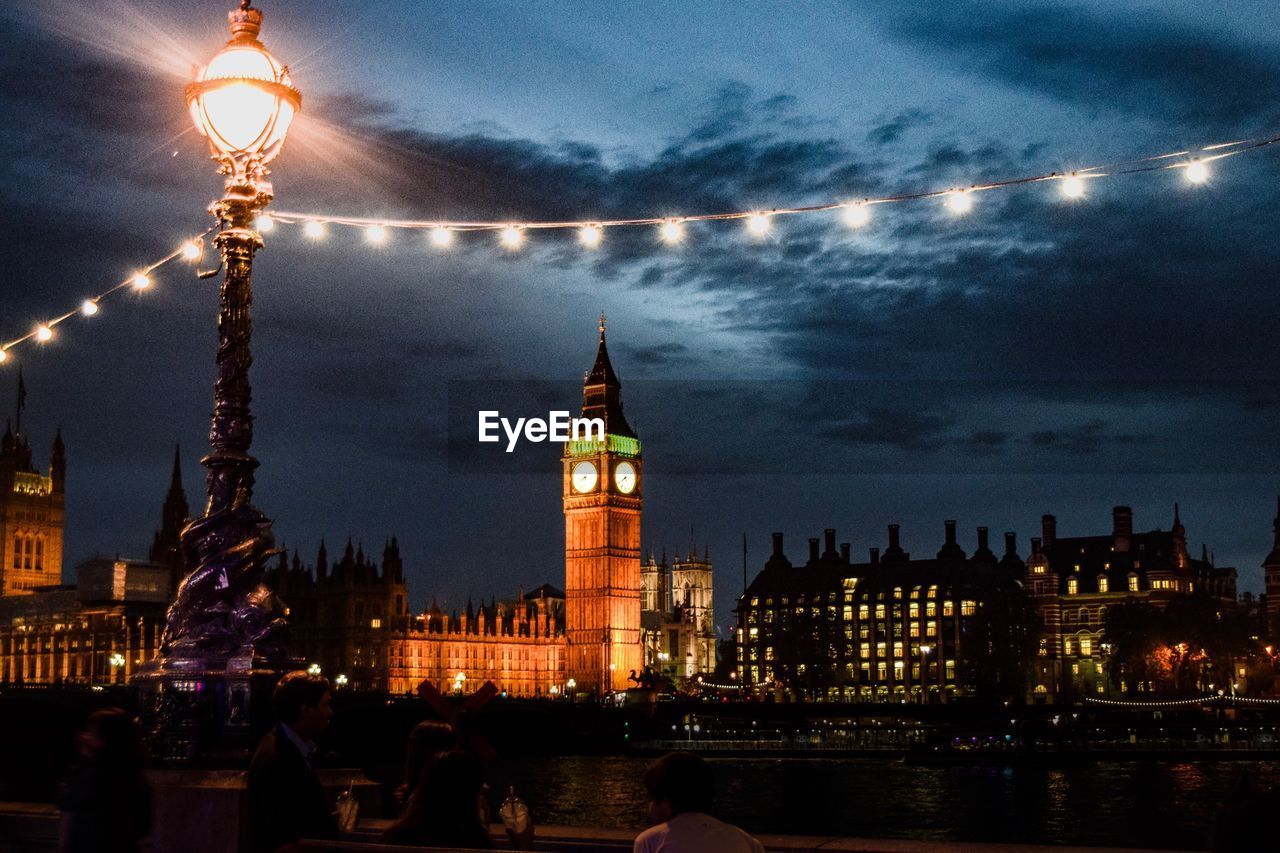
[909,623,920,637]
[858,605,870,619]
[1064,638,1073,655]
[943,601,954,617]
[961,600,976,616]
[370,618,382,629]
[909,603,920,618]
[945,660,955,680]
[1098,576,1109,593]
[893,642,904,658]
[927,586,938,599]
[875,604,886,619]
[926,620,937,636]
[1066,578,1078,595]
[926,602,937,617]
[1080,637,1093,656]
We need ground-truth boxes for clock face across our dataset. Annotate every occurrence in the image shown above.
[615,461,638,494]
[571,460,598,493]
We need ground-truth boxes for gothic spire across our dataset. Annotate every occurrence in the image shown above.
[581,314,635,438]
[1266,496,1280,567]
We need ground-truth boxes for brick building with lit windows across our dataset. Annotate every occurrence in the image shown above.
[736,523,1030,703]
[1025,505,1237,703]
[0,422,65,595]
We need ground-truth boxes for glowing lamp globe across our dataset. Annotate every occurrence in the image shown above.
[186,3,301,165]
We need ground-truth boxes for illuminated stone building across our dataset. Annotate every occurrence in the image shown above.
[1027,505,1237,703]
[0,557,169,685]
[736,524,1029,703]
[265,537,409,690]
[387,585,567,697]
[385,320,644,698]
[641,548,717,683]
[0,423,65,595]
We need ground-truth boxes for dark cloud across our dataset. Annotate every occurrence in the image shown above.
[866,109,932,146]
[875,1,1280,132]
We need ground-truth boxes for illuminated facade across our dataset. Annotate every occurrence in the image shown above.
[641,549,717,683]
[388,585,567,697]
[563,319,643,693]
[0,424,65,595]
[0,558,169,685]
[1026,505,1237,702]
[736,524,1029,703]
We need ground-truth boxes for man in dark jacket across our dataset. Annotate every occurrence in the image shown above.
[248,670,339,852]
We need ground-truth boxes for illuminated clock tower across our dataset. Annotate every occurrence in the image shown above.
[563,315,642,694]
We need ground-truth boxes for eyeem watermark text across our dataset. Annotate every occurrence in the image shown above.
[478,411,605,452]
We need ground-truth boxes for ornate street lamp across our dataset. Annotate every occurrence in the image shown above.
[141,1,299,757]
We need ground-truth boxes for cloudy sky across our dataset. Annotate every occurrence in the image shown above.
[3,0,1280,630]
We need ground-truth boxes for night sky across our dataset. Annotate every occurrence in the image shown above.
[3,1,1280,634]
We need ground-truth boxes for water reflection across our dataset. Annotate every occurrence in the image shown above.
[491,756,1280,849]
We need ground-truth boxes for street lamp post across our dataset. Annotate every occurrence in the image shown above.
[139,1,300,759]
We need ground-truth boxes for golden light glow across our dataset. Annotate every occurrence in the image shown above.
[745,212,772,237]
[842,203,871,228]
[35,325,53,343]
[1060,174,1086,199]
[1185,160,1210,184]
[500,225,524,248]
[579,224,603,247]
[0,349,7,363]
[303,220,326,239]
[81,300,99,317]
[429,226,453,248]
[185,9,300,164]
[660,219,685,244]
[254,214,274,233]
[945,190,974,214]
[130,273,151,290]
[181,240,202,260]
[365,224,388,244]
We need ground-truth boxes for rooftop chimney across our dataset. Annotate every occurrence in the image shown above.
[870,547,880,564]
[808,537,820,563]
[772,532,784,559]
[945,519,957,545]
[1004,531,1017,556]
[823,528,837,559]
[840,542,851,563]
[1041,514,1056,546]
[977,527,990,552]
[1031,536,1042,556]
[1113,505,1133,552]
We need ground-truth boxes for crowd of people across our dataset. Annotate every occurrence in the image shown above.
[53,669,763,852]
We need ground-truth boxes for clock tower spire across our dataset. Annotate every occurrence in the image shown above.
[564,316,643,694]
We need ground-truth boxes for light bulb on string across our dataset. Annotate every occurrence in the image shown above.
[131,273,151,290]
[660,219,685,244]
[254,214,274,233]
[81,300,99,317]
[945,189,973,215]
[500,226,524,249]
[1060,174,1086,199]
[365,224,388,244]
[842,203,871,228]
[429,226,453,248]
[181,240,202,260]
[745,212,772,237]
[304,220,327,239]
[35,325,53,343]
[1185,160,1210,184]
[579,224,603,248]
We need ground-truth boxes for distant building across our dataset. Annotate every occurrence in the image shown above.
[0,557,169,685]
[387,585,567,697]
[265,538,409,691]
[148,445,189,595]
[0,422,65,595]
[641,548,717,684]
[1026,505,1236,702]
[1263,498,1280,642]
[737,523,1028,703]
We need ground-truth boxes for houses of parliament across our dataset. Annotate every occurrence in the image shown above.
[0,325,718,696]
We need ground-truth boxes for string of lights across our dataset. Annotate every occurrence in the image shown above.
[0,229,214,364]
[264,130,1280,247]
[6,130,1280,365]
[1084,695,1280,708]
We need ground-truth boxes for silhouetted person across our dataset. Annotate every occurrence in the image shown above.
[383,748,534,850]
[57,708,152,853]
[248,671,338,852]
[633,752,762,853]
[395,720,458,809]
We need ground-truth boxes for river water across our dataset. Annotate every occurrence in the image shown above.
[491,756,1280,850]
